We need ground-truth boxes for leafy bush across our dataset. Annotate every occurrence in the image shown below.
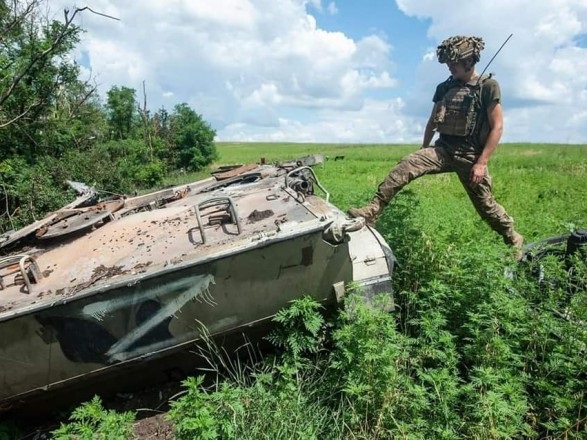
[133,159,167,188]
[327,295,430,438]
[0,157,72,231]
[167,374,337,440]
[515,255,587,438]
[167,297,340,440]
[51,395,135,440]
[266,296,325,363]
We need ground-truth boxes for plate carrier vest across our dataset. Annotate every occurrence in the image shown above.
[433,74,491,137]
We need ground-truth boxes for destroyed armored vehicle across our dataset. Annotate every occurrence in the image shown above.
[520,228,587,291]
[0,156,394,410]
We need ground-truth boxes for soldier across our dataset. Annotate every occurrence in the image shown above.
[348,35,523,252]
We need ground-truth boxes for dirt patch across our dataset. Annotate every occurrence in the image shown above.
[108,380,181,439]
[133,413,175,439]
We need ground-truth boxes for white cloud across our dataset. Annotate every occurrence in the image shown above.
[54,0,397,139]
[51,0,587,143]
[220,97,421,142]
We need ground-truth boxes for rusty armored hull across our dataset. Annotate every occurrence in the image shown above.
[0,157,394,409]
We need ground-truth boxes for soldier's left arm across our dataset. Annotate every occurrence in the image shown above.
[470,101,504,184]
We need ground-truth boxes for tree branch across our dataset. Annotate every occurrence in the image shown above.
[0,102,36,128]
[0,5,119,110]
[0,0,37,46]
[68,83,98,119]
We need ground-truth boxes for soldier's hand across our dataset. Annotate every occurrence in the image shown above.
[470,163,487,184]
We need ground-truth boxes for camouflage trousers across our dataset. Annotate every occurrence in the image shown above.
[374,147,516,240]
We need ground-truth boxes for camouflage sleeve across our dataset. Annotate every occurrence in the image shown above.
[481,78,501,108]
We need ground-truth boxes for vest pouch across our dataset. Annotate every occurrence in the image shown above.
[435,85,478,137]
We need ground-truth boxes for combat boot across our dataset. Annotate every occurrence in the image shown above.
[504,230,524,260]
[347,198,384,227]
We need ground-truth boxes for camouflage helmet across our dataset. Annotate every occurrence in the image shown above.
[436,35,485,64]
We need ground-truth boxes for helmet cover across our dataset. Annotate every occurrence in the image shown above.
[437,35,485,64]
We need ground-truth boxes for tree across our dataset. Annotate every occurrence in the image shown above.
[0,2,218,231]
[105,86,138,140]
[169,103,217,171]
[0,0,103,159]
[0,1,112,231]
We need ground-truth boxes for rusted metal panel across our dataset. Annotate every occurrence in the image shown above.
[211,163,259,180]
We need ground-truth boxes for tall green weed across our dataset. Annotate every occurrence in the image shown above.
[51,396,135,440]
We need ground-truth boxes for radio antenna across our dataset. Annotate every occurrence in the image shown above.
[477,33,513,83]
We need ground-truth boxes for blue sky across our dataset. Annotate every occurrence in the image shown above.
[56,0,587,144]
[312,0,431,87]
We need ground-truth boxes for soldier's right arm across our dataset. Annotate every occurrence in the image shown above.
[421,102,440,148]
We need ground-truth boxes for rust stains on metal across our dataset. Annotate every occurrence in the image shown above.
[91,265,125,279]
[247,209,274,223]
[133,262,152,272]
[212,163,258,180]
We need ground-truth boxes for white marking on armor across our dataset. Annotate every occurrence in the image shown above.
[105,273,214,360]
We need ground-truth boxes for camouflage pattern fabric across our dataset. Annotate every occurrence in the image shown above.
[372,147,518,242]
[437,36,485,64]
[433,81,478,137]
[432,75,501,154]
